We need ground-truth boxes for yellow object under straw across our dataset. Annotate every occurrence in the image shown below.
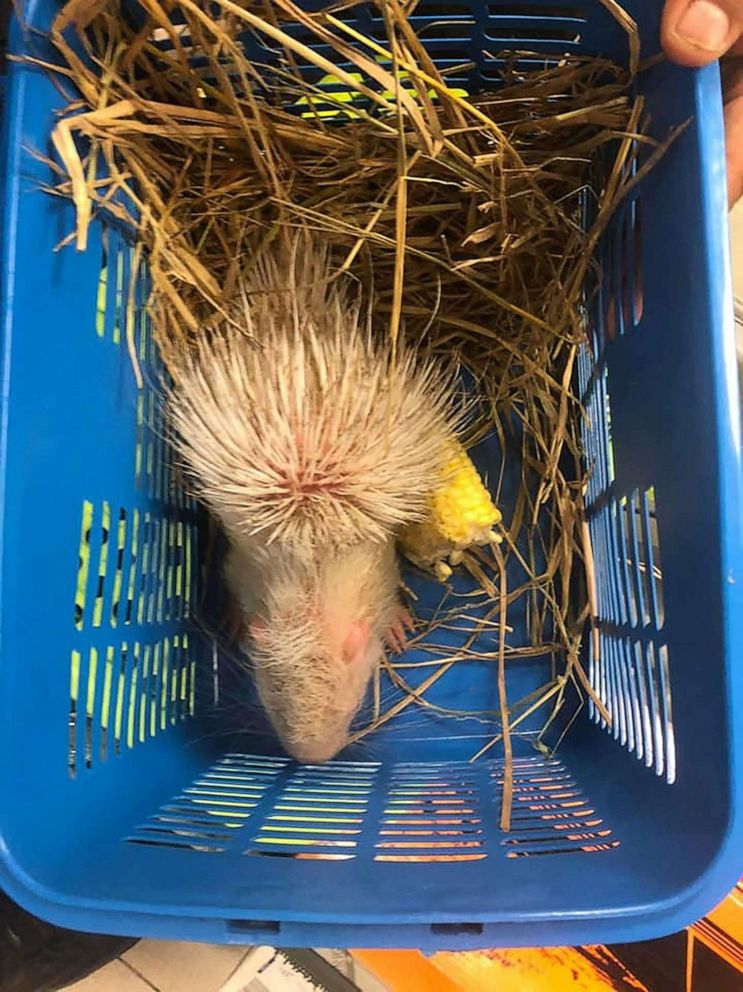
[399,438,502,581]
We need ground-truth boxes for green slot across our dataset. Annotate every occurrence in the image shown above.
[199,809,250,819]
[100,646,114,733]
[125,249,136,360]
[160,638,170,730]
[151,641,161,737]
[180,652,187,711]
[170,645,178,725]
[110,509,127,628]
[125,509,140,624]
[92,501,111,628]
[86,647,98,718]
[261,826,360,835]
[96,265,107,338]
[138,512,151,625]
[70,649,81,703]
[139,644,151,743]
[114,643,128,752]
[113,249,124,345]
[605,387,615,482]
[184,526,193,619]
[127,642,140,749]
[75,501,94,631]
[147,519,160,623]
[268,814,361,825]
[157,520,167,621]
[138,297,148,361]
[166,521,175,620]
[135,394,144,483]
[192,798,257,809]
[175,521,184,617]
[146,391,155,492]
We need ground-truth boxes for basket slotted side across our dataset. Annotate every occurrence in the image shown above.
[0,0,740,950]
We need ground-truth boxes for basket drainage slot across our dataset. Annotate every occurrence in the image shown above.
[430,922,483,936]
[227,919,281,935]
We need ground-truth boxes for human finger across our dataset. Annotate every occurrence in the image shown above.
[724,94,743,204]
[661,0,743,67]
[722,57,743,204]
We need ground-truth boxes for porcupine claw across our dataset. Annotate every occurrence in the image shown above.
[384,606,415,655]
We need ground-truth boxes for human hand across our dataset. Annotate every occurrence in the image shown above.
[661,1,743,205]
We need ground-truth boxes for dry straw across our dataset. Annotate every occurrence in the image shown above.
[36,0,677,827]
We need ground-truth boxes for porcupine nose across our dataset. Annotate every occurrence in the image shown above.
[286,734,346,765]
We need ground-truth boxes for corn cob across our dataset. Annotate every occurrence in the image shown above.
[399,438,502,581]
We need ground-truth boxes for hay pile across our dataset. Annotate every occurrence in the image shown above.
[36,0,675,826]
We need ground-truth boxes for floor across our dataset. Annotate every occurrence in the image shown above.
[62,943,249,992]
[62,945,385,991]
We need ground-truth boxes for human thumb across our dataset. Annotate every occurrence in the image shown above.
[662,0,743,67]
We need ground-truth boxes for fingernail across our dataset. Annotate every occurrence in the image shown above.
[676,1,731,52]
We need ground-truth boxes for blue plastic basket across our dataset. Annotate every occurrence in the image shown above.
[1,0,742,950]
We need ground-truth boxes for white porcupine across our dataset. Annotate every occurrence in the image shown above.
[168,237,457,762]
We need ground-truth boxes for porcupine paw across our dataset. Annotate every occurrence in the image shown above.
[384,606,415,655]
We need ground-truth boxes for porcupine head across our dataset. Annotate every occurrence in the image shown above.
[169,237,458,762]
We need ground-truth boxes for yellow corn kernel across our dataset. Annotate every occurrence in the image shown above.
[399,439,502,579]
[432,442,501,544]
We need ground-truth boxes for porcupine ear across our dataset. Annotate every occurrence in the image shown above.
[342,621,370,665]
[248,616,268,646]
